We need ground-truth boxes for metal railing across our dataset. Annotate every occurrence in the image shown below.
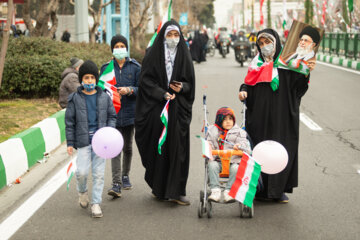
[319,33,359,60]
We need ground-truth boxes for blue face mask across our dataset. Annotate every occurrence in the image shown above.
[82,83,95,92]
[113,48,128,60]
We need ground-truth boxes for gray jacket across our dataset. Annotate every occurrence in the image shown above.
[59,67,81,108]
[65,86,117,149]
[205,124,251,164]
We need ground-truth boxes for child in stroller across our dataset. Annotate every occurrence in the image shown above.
[205,107,251,203]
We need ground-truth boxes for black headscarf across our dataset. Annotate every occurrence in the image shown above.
[256,28,282,62]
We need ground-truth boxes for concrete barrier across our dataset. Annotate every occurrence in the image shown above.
[317,54,360,71]
[0,109,66,190]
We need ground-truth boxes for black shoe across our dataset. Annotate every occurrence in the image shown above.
[171,196,190,206]
[277,193,289,203]
[122,175,132,190]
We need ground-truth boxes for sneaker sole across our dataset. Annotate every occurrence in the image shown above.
[108,190,121,198]
[79,202,89,209]
[171,199,190,206]
[224,199,236,204]
[122,186,133,190]
[92,213,103,218]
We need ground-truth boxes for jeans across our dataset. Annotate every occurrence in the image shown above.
[208,161,238,190]
[111,125,134,184]
[76,145,106,204]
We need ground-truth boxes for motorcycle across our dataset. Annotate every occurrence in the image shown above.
[233,36,250,67]
[219,38,229,58]
[206,39,216,57]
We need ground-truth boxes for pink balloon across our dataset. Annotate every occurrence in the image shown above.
[252,141,288,174]
[92,127,123,159]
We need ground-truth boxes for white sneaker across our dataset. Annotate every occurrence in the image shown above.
[91,204,103,218]
[78,192,89,209]
[208,188,221,202]
[224,190,235,203]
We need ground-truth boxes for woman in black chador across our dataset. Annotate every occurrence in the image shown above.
[135,20,195,205]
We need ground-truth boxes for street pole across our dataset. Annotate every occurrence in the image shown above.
[75,0,89,42]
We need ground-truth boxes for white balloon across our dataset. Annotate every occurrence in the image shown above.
[252,140,288,174]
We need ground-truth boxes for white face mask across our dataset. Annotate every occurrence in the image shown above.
[261,43,274,57]
[165,37,180,49]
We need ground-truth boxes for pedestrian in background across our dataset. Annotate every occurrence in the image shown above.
[100,35,141,198]
[59,57,84,108]
[238,28,316,203]
[135,20,195,205]
[61,29,71,42]
[65,60,117,218]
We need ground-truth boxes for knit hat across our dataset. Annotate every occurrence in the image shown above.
[70,57,84,68]
[111,34,128,52]
[215,107,236,128]
[78,60,99,84]
[299,26,320,46]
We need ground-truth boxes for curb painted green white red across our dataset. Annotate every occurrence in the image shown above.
[317,54,360,71]
[0,109,66,190]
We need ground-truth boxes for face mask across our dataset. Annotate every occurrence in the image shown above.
[113,48,128,60]
[165,37,180,49]
[82,83,95,92]
[261,43,274,57]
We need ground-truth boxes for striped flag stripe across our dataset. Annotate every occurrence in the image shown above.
[158,100,170,154]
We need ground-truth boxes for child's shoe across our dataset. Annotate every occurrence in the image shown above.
[122,175,132,190]
[208,188,221,202]
[91,204,103,218]
[78,192,89,208]
[108,183,121,198]
[224,190,235,203]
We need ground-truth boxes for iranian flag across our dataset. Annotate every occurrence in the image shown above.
[158,100,170,154]
[66,158,77,191]
[196,135,213,160]
[147,0,173,48]
[229,152,261,208]
[98,60,121,113]
[278,56,310,75]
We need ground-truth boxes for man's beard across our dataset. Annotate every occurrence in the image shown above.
[296,44,313,58]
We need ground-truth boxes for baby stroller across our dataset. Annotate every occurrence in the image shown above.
[197,94,255,218]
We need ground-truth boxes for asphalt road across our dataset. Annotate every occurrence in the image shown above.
[1,49,359,240]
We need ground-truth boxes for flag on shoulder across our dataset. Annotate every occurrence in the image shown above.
[229,152,261,208]
[158,100,170,154]
[147,0,173,48]
[98,60,121,113]
[66,157,77,191]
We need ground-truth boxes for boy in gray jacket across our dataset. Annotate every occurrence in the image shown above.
[65,60,117,218]
[206,107,251,203]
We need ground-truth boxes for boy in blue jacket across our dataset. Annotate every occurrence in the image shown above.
[65,60,117,218]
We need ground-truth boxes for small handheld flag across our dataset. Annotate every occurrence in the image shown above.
[66,158,77,191]
[158,100,170,154]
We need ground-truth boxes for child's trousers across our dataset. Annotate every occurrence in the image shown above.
[76,145,106,204]
[208,161,239,190]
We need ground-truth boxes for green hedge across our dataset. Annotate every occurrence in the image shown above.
[0,37,145,99]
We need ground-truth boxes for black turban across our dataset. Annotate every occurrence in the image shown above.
[299,26,320,45]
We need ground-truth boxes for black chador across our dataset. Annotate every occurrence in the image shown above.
[135,20,195,200]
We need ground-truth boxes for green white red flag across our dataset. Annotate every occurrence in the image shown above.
[196,135,213,160]
[278,56,310,75]
[66,158,76,191]
[229,152,261,208]
[158,100,170,154]
[98,60,121,113]
[147,0,173,48]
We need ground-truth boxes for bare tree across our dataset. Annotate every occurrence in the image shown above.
[23,0,60,38]
[130,0,153,51]
[69,0,113,43]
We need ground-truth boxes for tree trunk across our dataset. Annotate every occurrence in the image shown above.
[0,0,14,88]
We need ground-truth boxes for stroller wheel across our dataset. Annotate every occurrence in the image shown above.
[200,190,204,201]
[198,200,204,218]
[239,203,254,218]
[206,201,212,218]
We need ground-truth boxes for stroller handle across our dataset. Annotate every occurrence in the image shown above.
[211,150,243,157]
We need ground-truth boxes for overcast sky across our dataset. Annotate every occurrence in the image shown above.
[214,0,242,27]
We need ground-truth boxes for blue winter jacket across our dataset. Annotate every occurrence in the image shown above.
[65,86,117,148]
[100,57,141,127]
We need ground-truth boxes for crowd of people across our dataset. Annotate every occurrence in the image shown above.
[61,19,317,218]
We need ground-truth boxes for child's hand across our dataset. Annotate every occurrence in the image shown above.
[233,144,241,150]
[67,146,73,156]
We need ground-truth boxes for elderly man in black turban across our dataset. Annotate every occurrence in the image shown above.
[283,26,321,63]
[238,28,316,203]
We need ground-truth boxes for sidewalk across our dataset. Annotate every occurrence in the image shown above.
[317,53,360,71]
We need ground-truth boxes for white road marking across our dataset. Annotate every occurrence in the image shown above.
[317,61,360,75]
[300,113,322,131]
[0,156,76,240]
